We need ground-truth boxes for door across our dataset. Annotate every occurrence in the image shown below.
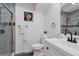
[0,4,13,56]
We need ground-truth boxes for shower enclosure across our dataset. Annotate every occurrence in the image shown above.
[0,3,14,56]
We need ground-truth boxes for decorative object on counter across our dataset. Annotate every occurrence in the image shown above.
[51,23,55,28]
[24,12,33,21]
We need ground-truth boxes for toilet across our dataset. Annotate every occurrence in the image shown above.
[32,31,48,56]
[32,43,45,56]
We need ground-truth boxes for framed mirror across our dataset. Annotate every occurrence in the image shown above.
[61,3,79,35]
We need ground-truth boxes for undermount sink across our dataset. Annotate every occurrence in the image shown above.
[57,38,79,51]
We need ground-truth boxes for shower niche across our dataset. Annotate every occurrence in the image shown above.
[61,3,79,35]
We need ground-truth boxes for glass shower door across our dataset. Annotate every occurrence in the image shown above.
[0,4,13,56]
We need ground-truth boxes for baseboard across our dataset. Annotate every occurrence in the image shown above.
[14,51,33,56]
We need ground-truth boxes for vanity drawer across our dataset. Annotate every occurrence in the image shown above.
[44,42,63,56]
[44,40,72,56]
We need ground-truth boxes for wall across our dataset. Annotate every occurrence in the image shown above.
[44,4,60,38]
[15,3,44,54]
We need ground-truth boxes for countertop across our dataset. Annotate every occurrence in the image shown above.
[45,38,79,56]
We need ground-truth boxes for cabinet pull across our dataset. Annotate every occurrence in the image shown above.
[46,47,49,50]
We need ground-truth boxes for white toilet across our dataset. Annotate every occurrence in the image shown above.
[32,43,45,56]
[32,31,48,56]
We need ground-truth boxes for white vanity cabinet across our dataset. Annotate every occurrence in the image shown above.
[43,40,72,56]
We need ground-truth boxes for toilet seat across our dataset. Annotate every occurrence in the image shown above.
[32,43,45,56]
[32,43,44,50]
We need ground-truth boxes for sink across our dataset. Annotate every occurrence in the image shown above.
[58,38,79,51]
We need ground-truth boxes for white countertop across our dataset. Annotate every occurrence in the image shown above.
[45,38,79,56]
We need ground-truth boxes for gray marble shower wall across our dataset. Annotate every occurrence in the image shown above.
[0,3,15,56]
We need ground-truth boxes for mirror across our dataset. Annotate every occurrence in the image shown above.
[61,3,79,35]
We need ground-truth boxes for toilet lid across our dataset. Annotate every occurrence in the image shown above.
[32,43,44,49]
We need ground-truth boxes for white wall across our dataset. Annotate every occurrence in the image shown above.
[36,3,51,13]
[15,3,44,54]
[44,4,60,38]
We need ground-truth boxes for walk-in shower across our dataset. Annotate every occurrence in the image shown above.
[0,3,15,56]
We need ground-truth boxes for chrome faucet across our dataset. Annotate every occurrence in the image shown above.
[64,30,77,43]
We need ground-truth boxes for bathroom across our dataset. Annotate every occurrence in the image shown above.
[0,3,79,56]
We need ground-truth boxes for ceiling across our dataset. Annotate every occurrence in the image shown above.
[1,3,79,14]
[61,3,79,13]
[36,3,51,13]
[36,3,79,13]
